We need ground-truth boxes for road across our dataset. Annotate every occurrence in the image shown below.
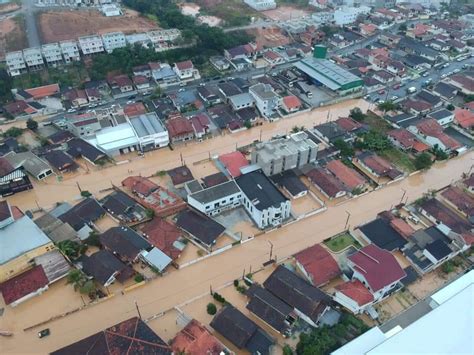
[1,102,473,353]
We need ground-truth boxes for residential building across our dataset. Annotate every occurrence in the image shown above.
[81,250,132,287]
[59,41,81,63]
[100,226,151,263]
[357,214,409,251]
[354,152,403,180]
[218,151,249,178]
[229,93,254,111]
[176,209,226,250]
[41,43,63,67]
[326,159,367,192]
[171,319,228,355]
[22,48,45,71]
[4,151,53,181]
[64,112,101,137]
[187,180,242,216]
[173,60,199,81]
[348,245,406,302]
[129,112,169,151]
[101,189,148,223]
[306,168,347,199]
[236,169,291,229]
[0,265,49,307]
[63,88,88,108]
[334,6,371,26]
[295,244,341,287]
[147,29,181,43]
[101,32,126,53]
[333,279,375,315]
[166,116,195,143]
[141,218,185,260]
[5,51,27,76]
[270,169,308,199]
[243,0,276,11]
[282,95,302,114]
[251,132,317,176]
[101,4,122,17]
[249,83,282,118]
[78,35,105,55]
[408,119,461,153]
[427,109,455,126]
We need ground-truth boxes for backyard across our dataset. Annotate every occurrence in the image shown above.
[379,147,417,173]
[324,232,361,253]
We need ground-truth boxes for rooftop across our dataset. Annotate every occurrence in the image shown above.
[326,160,366,190]
[0,265,49,305]
[294,244,341,286]
[100,227,151,261]
[130,113,166,138]
[359,218,407,251]
[176,209,225,246]
[336,280,374,307]
[306,168,346,198]
[171,319,225,355]
[167,165,194,186]
[188,180,241,205]
[81,250,130,286]
[141,218,183,260]
[218,151,249,178]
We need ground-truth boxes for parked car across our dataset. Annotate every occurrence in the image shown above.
[38,329,50,338]
[378,89,385,95]
[393,84,401,90]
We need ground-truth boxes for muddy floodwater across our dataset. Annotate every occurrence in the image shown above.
[1,101,472,354]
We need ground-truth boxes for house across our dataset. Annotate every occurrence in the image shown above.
[0,156,33,197]
[217,82,242,100]
[0,265,49,307]
[236,169,291,229]
[348,245,406,302]
[0,138,19,157]
[408,119,461,153]
[176,209,226,250]
[427,109,455,126]
[218,151,249,178]
[173,60,199,81]
[124,102,147,117]
[372,70,395,84]
[132,64,152,78]
[243,0,276,11]
[282,95,302,114]
[0,215,55,282]
[246,285,297,336]
[326,160,367,192]
[295,244,341,287]
[312,122,352,144]
[152,63,180,86]
[402,99,433,115]
[358,216,408,251]
[447,75,474,96]
[108,75,136,98]
[171,319,228,355]
[57,197,105,239]
[190,113,211,139]
[187,180,242,216]
[43,150,76,173]
[141,218,185,260]
[4,151,53,180]
[387,128,428,153]
[129,112,169,151]
[210,305,275,354]
[166,116,194,144]
[229,93,254,112]
[354,152,403,181]
[202,172,228,188]
[51,317,171,355]
[224,43,257,61]
[360,23,378,36]
[78,35,105,55]
[81,250,133,287]
[306,168,347,200]
[34,213,78,243]
[249,83,282,119]
[66,138,107,165]
[100,226,151,263]
[263,50,285,66]
[132,75,152,92]
[47,130,74,145]
[264,265,331,327]
[196,86,221,106]
[63,88,88,108]
[101,190,148,223]
[167,165,194,187]
[333,280,375,315]
[416,90,442,109]
[270,170,308,199]
[210,56,231,71]
[454,109,474,130]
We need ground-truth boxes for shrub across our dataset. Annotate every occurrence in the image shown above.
[414,152,433,170]
[26,118,38,131]
[134,274,144,283]
[233,279,239,287]
[207,302,217,315]
[81,190,92,197]
[283,344,293,355]
[213,292,226,303]
[442,261,454,274]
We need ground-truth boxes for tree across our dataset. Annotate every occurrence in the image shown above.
[377,100,397,113]
[57,240,86,259]
[283,344,293,355]
[67,269,95,295]
[398,23,408,33]
[333,139,354,158]
[446,104,455,111]
[349,107,366,122]
[145,208,155,219]
[207,302,217,315]
[358,130,392,152]
[432,144,449,160]
[414,152,433,170]
[3,127,23,138]
[464,94,474,103]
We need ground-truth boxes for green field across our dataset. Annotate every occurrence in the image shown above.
[324,233,361,253]
[379,147,417,173]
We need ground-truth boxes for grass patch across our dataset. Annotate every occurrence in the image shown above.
[12,64,89,89]
[324,232,360,252]
[200,0,258,27]
[364,112,393,134]
[379,147,416,173]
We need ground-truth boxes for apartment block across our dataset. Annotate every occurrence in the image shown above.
[249,83,282,118]
[5,51,27,76]
[147,29,181,44]
[101,32,127,53]
[22,47,45,71]
[251,131,318,176]
[78,35,105,55]
[41,43,63,67]
[60,41,81,63]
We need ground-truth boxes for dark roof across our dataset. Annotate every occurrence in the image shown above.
[100,227,151,261]
[263,265,330,324]
[314,122,348,142]
[48,130,75,144]
[401,266,419,286]
[386,113,417,124]
[167,165,194,186]
[43,150,75,171]
[101,190,139,216]
[67,138,106,162]
[176,209,225,246]
[270,170,308,197]
[58,198,105,231]
[416,90,441,106]
[81,250,129,285]
[433,82,457,99]
[217,82,241,97]
[0,156,17,176]
[202,172,228,188]
[236,170,288,211]
[359,218,407,251]
[51,317,171,355]
[210,305,274,354]
[0,137,19,156]
[246,285,294,334]
[425,239,452,261]
[419,198,472,235]
[0,200,12,223]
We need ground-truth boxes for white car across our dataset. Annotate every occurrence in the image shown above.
[441,73,447,78]
[453,68,460,74]
[391,96,398,101]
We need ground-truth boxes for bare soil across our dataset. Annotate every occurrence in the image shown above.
[0,2,20,15]
[38,9,158,44]
[0,15,27,57]
[262,6,310,21]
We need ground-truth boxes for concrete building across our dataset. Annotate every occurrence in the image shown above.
[311,11,334,25]
[101,4,122,16]
[22,48,45,71]
[236,169,291,229]
[334,6,371,26]
[173,60,200,81]
[187,181,243,216]
[249,83,282,118]
[128,112,169,151]
[101,32,127,53]
[59,41,81,63]
[41,43,63,67]
[147,29,181,44]
[243,0,276,11]
[88,122,139,156]
[78,35,105,55]
[251,132,318,176]
[5,51,27,76]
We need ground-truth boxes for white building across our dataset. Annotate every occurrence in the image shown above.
[5,51,27,76]
[147,29,181,44]
[173,60,200,81]
[78,35,105,55]
[334,6,371,26]
[311,11,334,25]
[88,122,140,156]
[128,113,169,151]
[41,43,63,67]
[60,41,81,63]
[23,47,45,71]
[249,83,282,119]
[187,181,243,216]
[101,4,122,16]
[126,33,152,48]
[235,169,291,229]
[243,0,276,11]
[101,32,127,53]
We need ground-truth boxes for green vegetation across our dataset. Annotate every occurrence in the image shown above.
[12,64,89,90]
[442,261,454,274]
[464,94,474,103]
[85,231,101,247]
[324,233,360,252]
[2,127,23,138]
[283,344,294,355]
[446,104,455,111]
[349,107,366,122]
[333,139,354,158]
[212,292,227,304]
[200,0,255,27]
[414,152,433,170]
[0,69,13,104]
[207,302,217,315]
[145,208,155,219]
[362,112,393,134]
[431,145,449,160]
[67,269,95,295]
[26,118,38,131]
[57,240,87,259]
[356,130,392,152]
[379,147,417,173]
[377,100,398,113]
[244,120,252,129]
[134,274,145,283]
[80,190,92,198]
[291,125,306,133]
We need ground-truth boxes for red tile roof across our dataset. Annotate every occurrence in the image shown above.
[171,319,225,355]
[464,101,474,111]
[306,168,346,198]
[264,50,282,61]
[282,95,302,110]
[412,141,430,153]
[124,102,147,117]
[295,244,341,286]
[348,245,406,292]
[326,160,366,191]
[122,176,158,197]
[450,75,474,92]
[0,157,15,176]
[166,117,194,138]
[141,218,182,259]
[3,100,32,116]
[388,128,417,149]
[219,151,249,178]
[0,265,49,305]
[25,83,60,100]
[336,280,374,306]
[335,117,362,132]
[176,60,193,71]
[390,218,415,239]
[132,75,149,85]
[416,119,461,150]
[454,108,474,129]
[441,186,474,217]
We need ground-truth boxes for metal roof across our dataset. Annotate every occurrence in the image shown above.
[130,113,166,138]
[141,247,172,272]
[94,123,139,151]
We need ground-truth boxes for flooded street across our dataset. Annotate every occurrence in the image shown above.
[1,100,472,354]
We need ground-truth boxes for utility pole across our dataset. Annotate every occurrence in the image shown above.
[344,210,351,230]
[400,188,407,205]
[267,240,274,261]
[180,152,184,166]
[134,300,142,320]
[76,181,82,192]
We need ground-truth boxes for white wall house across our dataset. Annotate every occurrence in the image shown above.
[249,83,282,119]
[78,35,105,55]
[173,60,200,81]
[42,43,63,67]
[147,29,181,43]
[243,0,276,11]
[23,48,45,71]
[187,181,243,216]
[101,32,127,53]
[5,51,27,76]
[334,6,371,26]
[60,41,81,63]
